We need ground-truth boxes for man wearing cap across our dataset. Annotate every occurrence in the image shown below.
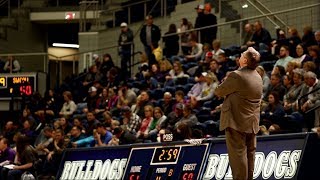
[91,54,101,68]
[215,47,263,180]
[140,15,161,58]
[119,22,134,80]
[85,86,99,113]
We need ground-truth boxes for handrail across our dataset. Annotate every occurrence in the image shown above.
[246,0,279,28]
[305,104,320,114]
[0,0,161,74]
[298,86,320,114]
[132,0,161,38]
[99,0,152,15]
[0,52,58,58]
[161,3,320,38]
[2,3,319,59]
[59,44,119,59]
[253,0,289,29]
[298,87,320,102]
[0,0,8,7]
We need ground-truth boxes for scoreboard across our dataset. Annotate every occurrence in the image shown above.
[0,73,36,98]
[0,72,47,100]
[124,144,209,180]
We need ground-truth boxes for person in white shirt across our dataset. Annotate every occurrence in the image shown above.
[190,72,219,108]
[59,91,77,119]
[185,38,203,61]
[212,39,225,60]
[299,71,320,130]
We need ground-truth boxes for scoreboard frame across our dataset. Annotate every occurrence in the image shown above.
[0,73,37,99]
[123,142,210,180]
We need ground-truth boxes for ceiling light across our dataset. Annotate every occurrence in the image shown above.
[52,43,79,48]
[242,4,248,8]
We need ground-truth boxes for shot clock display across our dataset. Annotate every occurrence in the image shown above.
[151,147,181,164]
[0,74,36,98]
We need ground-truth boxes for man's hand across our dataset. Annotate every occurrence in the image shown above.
[71,142,77,148]
[301,102,309,112]
[94,132,100,140]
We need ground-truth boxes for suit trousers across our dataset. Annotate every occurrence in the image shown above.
[225,127,256,180]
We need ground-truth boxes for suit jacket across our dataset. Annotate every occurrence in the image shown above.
[215,67,263,134]
[298,81,320,105]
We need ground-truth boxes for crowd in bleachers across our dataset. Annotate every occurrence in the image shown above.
[0,2,320,179]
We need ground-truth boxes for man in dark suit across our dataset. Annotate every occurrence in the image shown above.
[215,47,263,180]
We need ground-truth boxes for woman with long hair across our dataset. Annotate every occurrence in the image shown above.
[283,68,304,113]
[256,66,270,95]
[100,53,115,76]
[260,91,285,135]
[1,135,38,180]
[287,27,302,57]
[59,91,77,119]
[286,61,300,77]
[190,72,219,108]
[136,105,154,139]
[180,18,194,55]
[293,43,312,66]
[148,107,167,141]
[163,23,179,58]
[174,122,192,141]
[308,45,320,74]
[164,60,189,87]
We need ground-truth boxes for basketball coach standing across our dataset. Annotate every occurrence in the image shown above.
[214,47,263,180]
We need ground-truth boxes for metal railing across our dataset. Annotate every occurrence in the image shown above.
[97,0,153,28]
[0,0,9,17]
[0,52,56,73]
[0,2,319,86]
[298,87,320,114]
[246,0,279,28]
[161,2,320,45]
[251,0,289,29]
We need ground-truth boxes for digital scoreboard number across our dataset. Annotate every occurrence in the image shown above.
[151,147,181,165]
[124,143,209,180]
[0,74,36,98]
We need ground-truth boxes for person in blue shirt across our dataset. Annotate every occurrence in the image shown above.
[73,122,113,147]
[94,123,113,147]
